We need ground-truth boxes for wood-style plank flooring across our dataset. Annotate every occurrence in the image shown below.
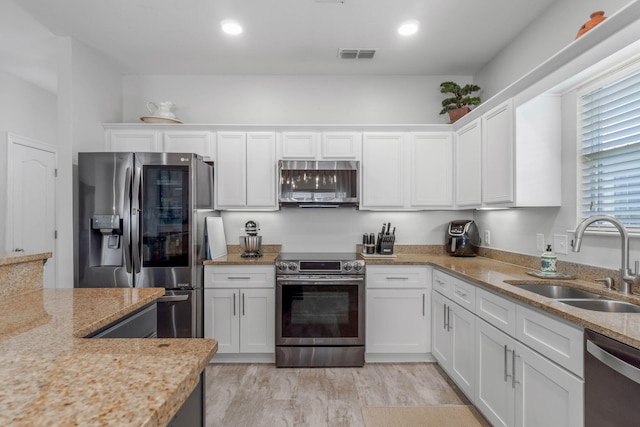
[205,363,471,427]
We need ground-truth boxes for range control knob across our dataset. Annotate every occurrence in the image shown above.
[276,262,288,272]
[353,262,363,272]
[288,262,298,271]
[343,262,353,272]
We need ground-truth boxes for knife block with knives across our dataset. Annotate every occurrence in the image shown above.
[376,222,395,255]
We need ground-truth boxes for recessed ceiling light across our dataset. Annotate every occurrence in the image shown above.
[221,19,243,35]
[398,20,419,36]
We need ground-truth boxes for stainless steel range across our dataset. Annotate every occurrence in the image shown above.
[275,253,365,367]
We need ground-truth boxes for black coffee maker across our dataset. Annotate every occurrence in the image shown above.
[445,220,480,257]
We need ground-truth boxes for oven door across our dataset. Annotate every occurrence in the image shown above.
[276,275,364,346]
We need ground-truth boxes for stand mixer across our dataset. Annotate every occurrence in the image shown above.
[240,220,262,258]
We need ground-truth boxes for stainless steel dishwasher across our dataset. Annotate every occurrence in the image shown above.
[585,329,640,427]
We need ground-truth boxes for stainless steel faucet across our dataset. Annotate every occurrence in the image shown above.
[573,215,638,295]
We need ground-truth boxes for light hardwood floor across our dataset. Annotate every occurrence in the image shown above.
[205,363,473,427]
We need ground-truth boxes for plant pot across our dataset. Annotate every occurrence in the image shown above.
[576,11,606,39]
[447,107,471,124]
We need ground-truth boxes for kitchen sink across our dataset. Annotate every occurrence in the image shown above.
[558,299,640,313]
[512,283,606,300]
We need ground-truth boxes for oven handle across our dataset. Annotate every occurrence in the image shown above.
[587,339,640,385]
[277,276,364,283]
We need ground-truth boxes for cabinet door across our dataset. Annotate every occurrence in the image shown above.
[204,289,240,354]
[246,132,278,209]
[515,342,583,427]
[451,303,476,401]
[409,132,454,208]
[482,100,514,205]
[361,133,405,209]
[475,319,515,427]
[239,288,275,353]
[280,132,318,159]
[455,119,482,207]
[163,131,213,159]
[215,132,247,209]
[431,291,452,369]
[106,129,160,152]
[367,288,429,354]
[321,132,361,159]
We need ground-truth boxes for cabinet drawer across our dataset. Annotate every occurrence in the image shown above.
[475,287,516,336]
[432,269,452,296]
[204,265,275,288]
[450,277,476,311]
[516,305,583,377]
[366,266,429,289]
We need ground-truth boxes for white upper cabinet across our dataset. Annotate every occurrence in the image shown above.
[409,132,454,208]
[481,97,561,207]
[482,100,515,205]
[163,130,214,159]
[106,129,160,152]
[361,132,455,210]
[361,132,405,209]
[215,131,278,210]
[455,119,482,208]
[105,128,214,159]
[280,131,360,159]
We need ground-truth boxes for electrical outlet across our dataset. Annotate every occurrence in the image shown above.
[536,233,545,252]
[554,234,568,254]
[483,230,491,246]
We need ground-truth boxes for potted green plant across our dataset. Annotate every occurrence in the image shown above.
[439,81,481,123]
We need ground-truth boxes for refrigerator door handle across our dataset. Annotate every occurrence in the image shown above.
[123,167,132,273]
[131,166,142,274]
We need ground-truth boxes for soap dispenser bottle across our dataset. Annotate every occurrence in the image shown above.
[541,244,557,273]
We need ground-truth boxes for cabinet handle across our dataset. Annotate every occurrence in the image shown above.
[386,276,409,280]
[228,276,251,280]
[242,292,245,316]
[504,345,511,382]
[454,289,467,298]
[512,350,519,388]
[443,303,448,329]
[422,293,425,316]
[233,293,236,316]
[446,306,452,331]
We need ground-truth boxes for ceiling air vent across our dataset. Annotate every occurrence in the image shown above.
[338,48,377,59]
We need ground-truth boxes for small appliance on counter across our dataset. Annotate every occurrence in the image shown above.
[446,220,480,257]
[240,220,262,258]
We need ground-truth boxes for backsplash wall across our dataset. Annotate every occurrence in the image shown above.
[220,209,473,253]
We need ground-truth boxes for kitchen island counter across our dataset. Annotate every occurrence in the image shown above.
[365,249,640,351]
[0,287,217,427]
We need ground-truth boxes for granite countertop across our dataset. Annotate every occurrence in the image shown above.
[366,253,640,350]
[0,288,217,427]
[0,251,52,266]
[203,244,281,266]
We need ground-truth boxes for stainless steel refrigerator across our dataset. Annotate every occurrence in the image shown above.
[76,152,215,338]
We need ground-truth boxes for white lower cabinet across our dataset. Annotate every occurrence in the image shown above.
[366,266,431,361]
[431,290,476,399]
[204,266,275,362]
[433,269,583,427]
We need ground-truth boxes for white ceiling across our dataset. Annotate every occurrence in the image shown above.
[2,0,557,93]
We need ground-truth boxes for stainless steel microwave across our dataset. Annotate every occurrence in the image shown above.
[278,160,359,208]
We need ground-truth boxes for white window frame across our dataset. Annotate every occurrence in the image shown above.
[577,58,640,233]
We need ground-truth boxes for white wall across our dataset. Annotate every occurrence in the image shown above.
[475,0,631,100]
[0,69,57,252]
[122,75,473,125]
[222,209,472,253]
[57,37,122,288]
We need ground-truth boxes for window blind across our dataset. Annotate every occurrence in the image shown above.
[579,68,640,228]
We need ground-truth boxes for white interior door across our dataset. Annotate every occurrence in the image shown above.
[7,134,57,288]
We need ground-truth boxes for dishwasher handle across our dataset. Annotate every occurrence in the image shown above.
[587,339,640,385]
[157,294,189,303]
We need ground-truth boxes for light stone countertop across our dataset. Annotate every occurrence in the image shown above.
[365,252,640,350]
[0,251,52,266]
[0,288,217,427]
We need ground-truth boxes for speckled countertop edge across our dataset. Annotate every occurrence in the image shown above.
[0,288,217,427]
[0,251,51,266]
